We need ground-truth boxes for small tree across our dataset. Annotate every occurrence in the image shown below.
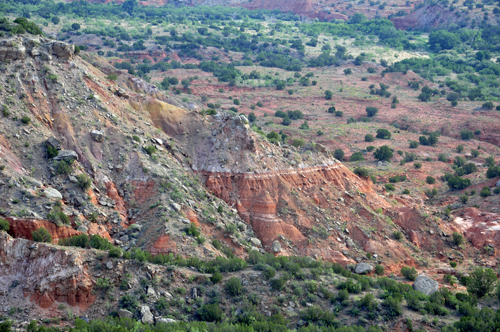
[366,107,379,117]
[76,174,92,190]
[32,227,52,243]
[376,129,391,139]
[374,145,393,162]
[333,149,344,161]
[225,277,244,296]
[325,90,333,100]
[467,268,498,298]
[245,113,255,122]
[452,232,464,246]
[71,23,81,30]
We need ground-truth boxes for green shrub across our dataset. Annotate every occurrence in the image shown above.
[385,183,395,191]
[21,116,31,125]
[32,227,52,243]
[409,141,419,148]
[374,146,393,161]
[143,145,157,155]
[453,232,464,246]
[353,167,369,177]
[198,303,223,322]
[108,247,122,258]
[376,128,391,139]
[47,145,59,158]
[210,271,223,284]
[366,146,375,152]
[58,234,88,248]
[333,149,344,161]
[389,175,406,183]
[392,231,403,241]
[56,160,73,175]
[426,176,436,184]
[375,265,385,275]
[0,218,9,232]
[76,174,92,190]
[119,294,140,317]
[225,277,244,296]
[383,296,402,318]
[401,266,418,281]
[270,277,287,291]
[366,107,379,117]
[89,234,114,250]
[414,162,422,169]
[365,134,375,142]
[264,266,276,279]
[467,268,498,298]
[480,186,491,197]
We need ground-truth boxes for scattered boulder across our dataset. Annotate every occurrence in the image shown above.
[46,136,62,151]
[171,203,181,212]
[118,309,133,319]
[90,130,105,142]
[250,237,262,247]
[354,263,374,274]
[147,287,157,300]
[152,138,163,145]
[24,176,42,188]
[54,150,78,162]
[141,305,154,324]
[413,275,439,295]
[43,187,63,200]
[272,240,282,253]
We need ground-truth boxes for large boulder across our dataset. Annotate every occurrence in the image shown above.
[54,150,78,162]
[46,136,62,151]
[354,263,374,274]
[272,240,282,253]
[118,309,133,319]
[90,130,104,142]
[413,275,439,295]
[141,305,154,324]
[43,188,62,200]
[496,180,500,187]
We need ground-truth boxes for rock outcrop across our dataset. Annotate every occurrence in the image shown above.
[0,36,75,62]
[0,232,95,310]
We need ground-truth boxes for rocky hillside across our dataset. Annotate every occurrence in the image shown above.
[0,34,497,329]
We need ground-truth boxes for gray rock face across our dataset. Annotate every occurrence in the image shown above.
[46,136,62,151]
[118,309,133,319]
[272,240,282,253]
[413,275,439,295]
[54,150,78,162]
[354,263,374,274]
[496,180,500,187]
[141,305,154,324]
[90,130,104,142]
[43,187,63,200]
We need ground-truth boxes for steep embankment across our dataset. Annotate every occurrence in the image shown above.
[391,4,461,30]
